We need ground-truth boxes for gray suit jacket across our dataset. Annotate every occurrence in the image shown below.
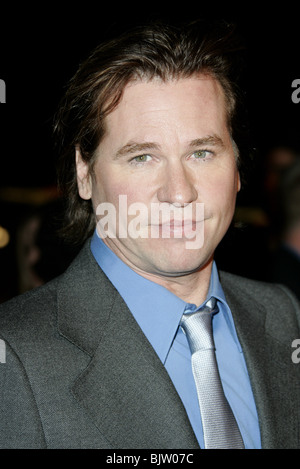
[0,239,299,449]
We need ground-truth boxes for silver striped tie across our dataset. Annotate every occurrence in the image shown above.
[181,300,244,449]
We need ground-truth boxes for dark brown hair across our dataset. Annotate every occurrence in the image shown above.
[54,19,245,245]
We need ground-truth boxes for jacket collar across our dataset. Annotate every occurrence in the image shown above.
[57,240,116,356]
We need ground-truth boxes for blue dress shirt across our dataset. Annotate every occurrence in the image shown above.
[90,230,261,449]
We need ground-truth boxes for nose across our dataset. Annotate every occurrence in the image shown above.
[157,162,198,206]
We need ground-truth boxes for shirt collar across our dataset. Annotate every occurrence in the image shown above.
[90,230,240,362]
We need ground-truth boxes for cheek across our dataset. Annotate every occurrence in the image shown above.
[219,180,239,215]
[93,173,146,209]
[207,171,239,214]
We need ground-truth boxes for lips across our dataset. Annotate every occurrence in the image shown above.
[161,219,196,228]
[152,219,199,238]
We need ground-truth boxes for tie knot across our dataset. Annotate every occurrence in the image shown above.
[181,300,218,354]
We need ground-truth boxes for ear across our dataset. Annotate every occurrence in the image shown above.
[237,171,241,192]
[231,138,241,193]
[75,146,92,200]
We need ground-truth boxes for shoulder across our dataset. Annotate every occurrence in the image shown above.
[220,269,299,305]
[0,277,59,340]
[0,240,89,323]
[0,238,110,342]
[219,270,300,333]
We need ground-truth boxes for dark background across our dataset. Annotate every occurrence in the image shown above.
[0,4,299,302]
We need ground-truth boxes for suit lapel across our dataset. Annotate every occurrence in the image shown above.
[222,276,300,449]
[57,241,199,449]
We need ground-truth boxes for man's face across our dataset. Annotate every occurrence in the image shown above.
[77,76,240,278]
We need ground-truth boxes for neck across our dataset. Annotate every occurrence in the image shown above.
[100,234,214,306]
[130,257,214,306]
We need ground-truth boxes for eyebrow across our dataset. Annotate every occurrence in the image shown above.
[188,135,225,149]
[114,142,160,159]
[114,134,225,159]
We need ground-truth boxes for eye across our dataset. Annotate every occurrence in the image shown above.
[131,154,152,164]
[191,150,212,160]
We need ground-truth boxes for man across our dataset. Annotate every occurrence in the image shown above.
[0,20,299,449]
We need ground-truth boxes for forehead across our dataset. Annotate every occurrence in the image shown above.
[102,75,228,144]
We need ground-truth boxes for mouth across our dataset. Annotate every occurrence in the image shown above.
[151,219,202,238]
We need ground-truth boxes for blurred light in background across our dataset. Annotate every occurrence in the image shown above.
[0,226,9,248]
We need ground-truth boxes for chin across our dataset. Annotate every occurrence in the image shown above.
[149,251,209,277]
[122,238,213,277]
